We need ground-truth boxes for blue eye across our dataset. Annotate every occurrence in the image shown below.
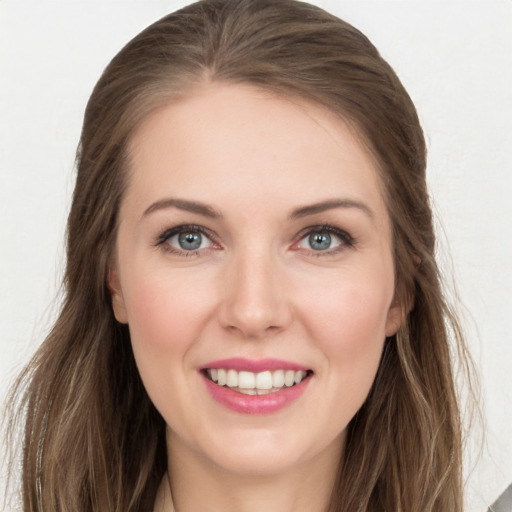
[296,226,353,254]
[308,232,332,251]
[157,225,214,254]
[177,231,204,250]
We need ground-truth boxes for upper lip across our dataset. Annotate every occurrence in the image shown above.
[200,358,310,373]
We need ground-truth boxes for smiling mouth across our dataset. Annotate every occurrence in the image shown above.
[202,368,313,395]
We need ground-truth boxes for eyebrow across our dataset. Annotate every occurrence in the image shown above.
[142,197,374,222]
[142,198,222,219]
[290,199,375,220]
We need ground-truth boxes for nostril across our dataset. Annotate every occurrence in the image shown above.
[218,280,293,338]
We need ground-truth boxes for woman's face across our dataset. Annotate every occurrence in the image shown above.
[110,83,401,477]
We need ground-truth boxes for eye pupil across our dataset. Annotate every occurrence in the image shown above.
[178,231,202,250]
[309,232,331,251]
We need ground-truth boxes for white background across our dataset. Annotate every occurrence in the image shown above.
[1,1,511,510]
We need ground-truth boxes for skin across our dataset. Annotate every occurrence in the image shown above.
[109,83,402,512]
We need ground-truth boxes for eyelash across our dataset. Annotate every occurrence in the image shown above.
[295,224,355,257]
[154,224,219,257]
[154,223,355,257]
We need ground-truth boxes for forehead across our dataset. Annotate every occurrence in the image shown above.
[124,82,388,224]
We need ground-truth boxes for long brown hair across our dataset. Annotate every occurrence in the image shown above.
[5,1,473,510]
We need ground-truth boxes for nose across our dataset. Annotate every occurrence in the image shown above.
[218,247,293,339]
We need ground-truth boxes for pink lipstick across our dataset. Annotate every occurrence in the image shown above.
[202,357,310,372]
[200,358,312,414]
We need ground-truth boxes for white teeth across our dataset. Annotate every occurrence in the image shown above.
[238,388,257,395]
[206,368,310,392]
[238,371,256,389]
[284,370,295,387]
[272,369,285,388]
[256,371,273,390]
[226,369,238,387]
[217,369,227,386]
[294,370,306,384]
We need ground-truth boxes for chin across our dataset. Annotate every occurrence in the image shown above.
[210,446,304,477]
[197,426,339,478]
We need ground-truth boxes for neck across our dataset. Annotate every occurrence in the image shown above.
[161,430,343,512]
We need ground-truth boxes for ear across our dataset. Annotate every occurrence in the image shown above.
[386,255,419,337]
[385,298,403,337]
[108,264,128,324]
[385,289,413,337]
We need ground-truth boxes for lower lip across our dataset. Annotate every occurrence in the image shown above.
[201,373,311,415]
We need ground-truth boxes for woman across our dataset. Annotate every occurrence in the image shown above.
[5,0,473,510]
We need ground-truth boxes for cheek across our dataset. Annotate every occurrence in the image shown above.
[122,269,215,359]
[286,266,393,446]
[304,275,392,348]
[121,270,218,423]
[298,263,394,392]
